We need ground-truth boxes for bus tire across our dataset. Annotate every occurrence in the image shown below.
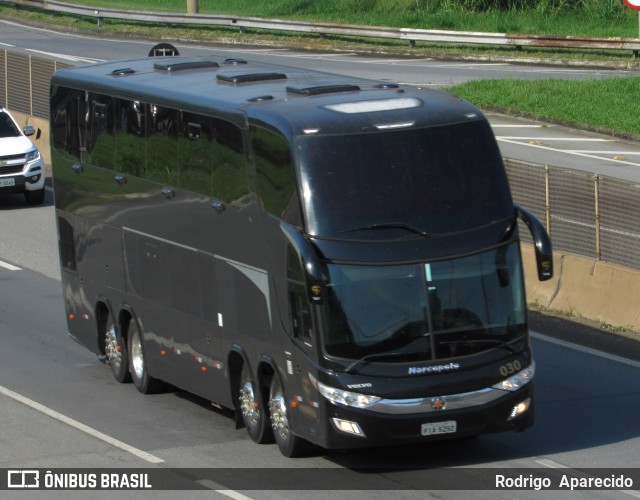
[128,318,162,394]
[104,313,131,383]
[239,364,273,444]
[269,375,310,457]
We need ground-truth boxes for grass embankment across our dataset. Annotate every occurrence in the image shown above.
[447,77,640,136]
[59,0,638,38]
[3,0,640,135]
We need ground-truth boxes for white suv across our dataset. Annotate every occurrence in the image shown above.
[0,106,45,205]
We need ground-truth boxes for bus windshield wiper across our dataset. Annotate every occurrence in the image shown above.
[341,222,433,238]
[440,338,518,354]
[345,351,420,374]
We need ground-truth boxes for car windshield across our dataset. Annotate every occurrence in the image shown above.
[296,120,512,239]
[321,242,526,362]
[0,112,21,138]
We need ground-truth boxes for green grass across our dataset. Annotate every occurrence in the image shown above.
[56,0,638,37]
[4,1,640,135]
[447,77,640,135]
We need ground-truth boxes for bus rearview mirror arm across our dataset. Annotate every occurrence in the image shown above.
[280,223,325,304]
[516,205,553,281]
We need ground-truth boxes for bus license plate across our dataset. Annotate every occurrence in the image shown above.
[422,420,457,436]
[0,178,16,187]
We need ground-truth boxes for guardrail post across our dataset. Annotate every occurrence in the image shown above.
[187,0,198,15]
[544,164,551,233]
[594,175,601,261]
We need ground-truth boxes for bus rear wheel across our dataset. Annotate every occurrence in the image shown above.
[239,364,273,444]
[128,319,162,394]
[269,376,310,457]
[104,314,131,383]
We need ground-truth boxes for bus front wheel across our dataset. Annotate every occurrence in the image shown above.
[269,376,310,457]
[239,364,273,444]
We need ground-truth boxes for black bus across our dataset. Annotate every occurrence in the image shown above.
[50,48,552,457]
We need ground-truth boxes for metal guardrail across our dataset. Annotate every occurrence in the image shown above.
[3,0,640,56]
[2,48,640,270]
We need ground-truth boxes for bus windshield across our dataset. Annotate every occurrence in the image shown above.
[322,242,526,362]
[297,120,512,239]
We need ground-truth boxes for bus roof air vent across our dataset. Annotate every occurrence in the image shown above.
[217,72,287,84]
[247,95,275,102]
[286,84,361,96]
[374,83,400,90]
[224,58,248,65]
[111,68,135,76]
[154,61,220,72]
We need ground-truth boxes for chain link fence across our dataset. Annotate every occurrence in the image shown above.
[2,48,638,271]
[506,159,640,270]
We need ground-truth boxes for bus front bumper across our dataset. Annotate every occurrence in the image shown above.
[316,383,534,450]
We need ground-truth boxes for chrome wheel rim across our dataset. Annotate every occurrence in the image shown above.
[239,375,260,428]
[130,328,144,380]
[104,323,122,370]
[269,385,290,440]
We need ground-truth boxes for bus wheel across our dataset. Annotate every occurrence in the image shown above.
[128,319,162,394]
[104,314,131,383]
[239,365,273,444]
[269,376,309,457]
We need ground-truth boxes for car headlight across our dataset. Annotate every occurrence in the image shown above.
[316,380,381,409]
[25,148,40,163]
[492,361,535,392]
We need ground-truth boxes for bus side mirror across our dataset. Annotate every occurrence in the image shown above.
[516,205,553,281]
[281,223,325,304]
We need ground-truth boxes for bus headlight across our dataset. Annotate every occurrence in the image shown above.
[317,380,381,409]
[492,361,535,392]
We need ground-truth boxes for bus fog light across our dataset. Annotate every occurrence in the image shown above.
[509,398,531,420]
[332,418,365,437]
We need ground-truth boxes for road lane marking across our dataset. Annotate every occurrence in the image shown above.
[0,260,21,271]
[491,124,544,128]
[0,384,165,464]
[531,331,640,369]
[497,137,615,142]
[196,482,254,500]
[497,137,640,167]
[569,151,640,155]
[536,458,640,498]
[25,48,102,63]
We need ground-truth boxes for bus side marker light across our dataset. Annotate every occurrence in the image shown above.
[68,314,76,321]
[160,350,166,356]
[332,418,365,437]
[509,398,531,420]
[201,366,207,373]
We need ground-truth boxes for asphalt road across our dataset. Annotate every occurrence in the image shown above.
[1,17,640,498]
[3,17,640,183]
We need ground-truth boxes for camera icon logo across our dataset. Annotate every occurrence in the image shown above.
[7,470,40,488]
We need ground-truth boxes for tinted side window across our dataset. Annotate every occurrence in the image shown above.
[86,94,115,169]
[114,98,146,177]
[179,112,214,196]
[211,118,249,204]
[51,86,84,161]
[146,105,179,185]
[251,126,301,225]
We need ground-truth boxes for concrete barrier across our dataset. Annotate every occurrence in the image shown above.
[521,244,640,331]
